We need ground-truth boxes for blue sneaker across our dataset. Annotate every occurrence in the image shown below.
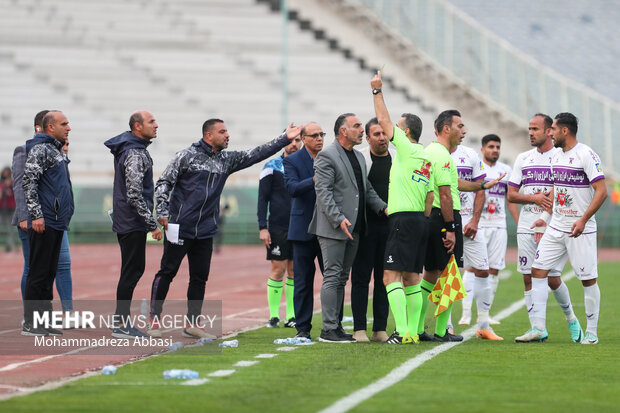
[568,319,584,343]
[112,325,149,339]
[581,332,599,344]
[515,327,549,343]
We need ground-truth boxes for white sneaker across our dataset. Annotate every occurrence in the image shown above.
[581,332,599,344]
[515,327,548,343]
[458,310,471,325]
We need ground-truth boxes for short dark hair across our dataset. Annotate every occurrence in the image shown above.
[533,113,553,130]
[555,112,578,135]
[334,113,356,138]
[41,110,60,132]
[34,110,50,129]
[202,118,224,135]
[365,117,379,137]
[401,113,423,141]
[434,109,461,134]
[129,112,144,132]
[481,134,501,147]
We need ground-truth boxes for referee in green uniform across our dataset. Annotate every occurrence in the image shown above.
[371,71,434,344]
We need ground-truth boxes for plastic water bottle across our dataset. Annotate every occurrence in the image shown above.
[140,298,148,317]
[197,337,213,345]
[218,339,239,348]
[163,369,199,379]
[273,338,287,344]
[168,341,184,351]
[101,365,117,375]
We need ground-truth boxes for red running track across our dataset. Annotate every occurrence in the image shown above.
[0,243,323,398]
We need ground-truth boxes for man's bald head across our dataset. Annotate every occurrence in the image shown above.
[129,110,158,140]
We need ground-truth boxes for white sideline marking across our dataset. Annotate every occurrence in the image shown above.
[319,271,575,413]
[276,346,298,352]
[255,353,278,359]
[181,378,210,386]
[233,360,259,367]
[208,369,236,377]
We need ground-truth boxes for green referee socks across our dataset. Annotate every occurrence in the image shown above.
[285,277,295,321]
[417,279,435,334]
[267,278,283,319]
[435,303,453,337]
[405,284,422,338]
[386,282,408,336]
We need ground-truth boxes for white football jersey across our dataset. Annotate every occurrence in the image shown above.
[479,161,511,229]
[508,147,557,234]
[549,143,604,233]
[452,145,485,219]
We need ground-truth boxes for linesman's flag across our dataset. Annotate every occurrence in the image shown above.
[429,254,467,318]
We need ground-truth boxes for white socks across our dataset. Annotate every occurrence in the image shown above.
[530,277,549,331]
[551,281,577,323]
[524,289,534,325]
[583,283,600,335]
[461,270,475,313]
[488,275,499,308]
[474,276,491,329]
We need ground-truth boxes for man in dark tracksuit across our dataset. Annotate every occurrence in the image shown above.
[149,118,302,339]
[104,110,162,339]
[22,111,74,337]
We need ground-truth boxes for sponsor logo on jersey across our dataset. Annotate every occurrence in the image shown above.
[487,201,497,214]
[412,161,431,184]
[443,162,451,170]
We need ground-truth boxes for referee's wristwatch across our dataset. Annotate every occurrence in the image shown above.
[372,88,382,95]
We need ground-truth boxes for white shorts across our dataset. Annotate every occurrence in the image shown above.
[463,229,489,270]
[532,226,598,281]
[517,233,565,276]
[479,227,506,270]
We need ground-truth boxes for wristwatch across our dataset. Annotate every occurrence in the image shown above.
[372,88,382,95]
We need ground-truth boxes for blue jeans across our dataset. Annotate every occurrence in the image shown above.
[18,228,73,312]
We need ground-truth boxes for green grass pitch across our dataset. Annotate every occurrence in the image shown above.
[3,262,618,412]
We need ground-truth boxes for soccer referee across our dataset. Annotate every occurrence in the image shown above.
[371,71,434,344]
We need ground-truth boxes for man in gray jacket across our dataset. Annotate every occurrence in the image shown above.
[309,113,387,343]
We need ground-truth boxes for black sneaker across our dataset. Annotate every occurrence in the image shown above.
[433,329,464,342]
[22,322,49,336]
[267,317,279,328]
[319,329,355,343]
[45,327,63,336]
[284,318,296,328]
[418,331,434,342]
[295,330,311,340]
[384,332,403,344]
[337,325,353,340]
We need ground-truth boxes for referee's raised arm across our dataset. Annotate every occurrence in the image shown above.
[371,71,394,140]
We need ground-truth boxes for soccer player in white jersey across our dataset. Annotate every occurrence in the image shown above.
[517,113,607,344]
[452,144,503,340]
[509,114,584,343]
[476,135,519,324]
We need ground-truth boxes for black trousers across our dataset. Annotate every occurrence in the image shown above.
[24,228,64,323]
[115,231,147,321]
[150,237,213,320]
[292,238,323,334]
[350,221,389,332]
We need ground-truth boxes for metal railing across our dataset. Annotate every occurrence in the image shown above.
[347,0,619,180]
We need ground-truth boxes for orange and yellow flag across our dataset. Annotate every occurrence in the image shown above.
[429,254,467,318]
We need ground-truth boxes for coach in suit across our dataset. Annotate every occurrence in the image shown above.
[283,122,325,340]
[309,113,387,343]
